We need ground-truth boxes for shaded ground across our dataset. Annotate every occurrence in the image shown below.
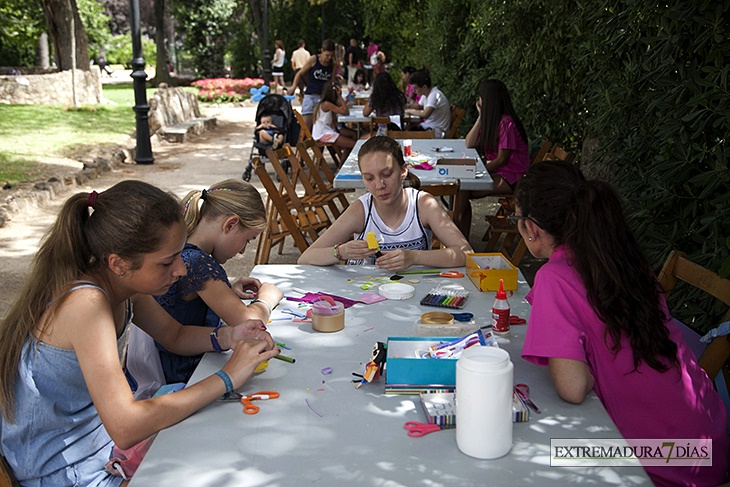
[0,101,544,318]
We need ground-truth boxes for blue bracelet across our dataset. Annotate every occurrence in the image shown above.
[214,369,234,395]
[210,322,224,353]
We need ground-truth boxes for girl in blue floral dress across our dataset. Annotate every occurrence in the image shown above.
[153,179,284,384]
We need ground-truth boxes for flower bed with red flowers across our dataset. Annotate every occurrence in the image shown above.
[191,77,266,103]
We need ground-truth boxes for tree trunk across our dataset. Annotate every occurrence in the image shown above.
[41,0,90,71]
[153,0,172,86]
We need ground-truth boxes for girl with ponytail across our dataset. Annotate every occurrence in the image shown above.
[516,161,728,486]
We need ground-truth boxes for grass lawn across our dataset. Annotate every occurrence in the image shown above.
[0,82,198,184]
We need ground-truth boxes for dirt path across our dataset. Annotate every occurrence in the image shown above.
[0,102,524,318]
[0,103,302,317]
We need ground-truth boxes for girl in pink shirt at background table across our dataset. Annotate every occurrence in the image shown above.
[515,161,728,487]
[456,79,530,239]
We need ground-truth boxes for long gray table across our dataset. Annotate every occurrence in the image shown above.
[333,139,494,191]
[131,264,649,486]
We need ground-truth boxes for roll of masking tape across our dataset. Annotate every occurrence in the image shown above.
[420,311,455,324]
[378,283,415,300]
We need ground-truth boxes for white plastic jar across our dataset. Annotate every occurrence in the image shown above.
[455,346,514,459]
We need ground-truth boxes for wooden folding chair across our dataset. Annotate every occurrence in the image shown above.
[293,109,342,167]
[445,106,466,139]
[389,130,435,139]
[657,250,730,395]
[421,180,460,249]
[0,455,19,487]
[252,157,330,264]
[296,139,353,216]
[482,138,561,266]
[265,144,336,222]
[368,116,392,137]
[543,143,576,163]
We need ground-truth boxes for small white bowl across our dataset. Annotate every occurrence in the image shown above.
[378,283,415,300]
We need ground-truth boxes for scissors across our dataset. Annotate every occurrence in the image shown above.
[438,270,465,278]
[239,391,280,414]
[404,421,441,437]
[510,316,527,325]
[514,384,541,414]
[450,312,474,322]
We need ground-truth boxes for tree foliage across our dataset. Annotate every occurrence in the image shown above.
[412,0,729,331]
[77,0,112,58]
[172,0,236,78]
[0,0,45,66]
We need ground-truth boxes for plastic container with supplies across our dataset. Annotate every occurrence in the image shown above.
[466,253,518,292]
[311,300,345,333]
[491,279,510,335]
[456,346,514,459]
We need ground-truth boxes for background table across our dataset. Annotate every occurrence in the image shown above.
[131,265,649,486]
[337,108,420,138]
[334,139,494,191]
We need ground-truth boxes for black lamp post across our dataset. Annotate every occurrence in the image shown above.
[129,0,154,164]
[262,0,270,85]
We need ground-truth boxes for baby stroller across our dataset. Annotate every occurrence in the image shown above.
[243,93,300,181]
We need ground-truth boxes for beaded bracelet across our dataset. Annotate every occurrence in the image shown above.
[214,369,234,395]
[334,243,344,261]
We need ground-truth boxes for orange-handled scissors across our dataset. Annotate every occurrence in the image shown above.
[404,421,441,437]
[240,390,280,414]
[438,270,465,278]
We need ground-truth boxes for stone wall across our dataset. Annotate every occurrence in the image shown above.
[0,67,102,105]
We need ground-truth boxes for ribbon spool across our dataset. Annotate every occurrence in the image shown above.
[420,312,455,325]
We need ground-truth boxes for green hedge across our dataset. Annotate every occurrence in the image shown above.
[415,0,729,332]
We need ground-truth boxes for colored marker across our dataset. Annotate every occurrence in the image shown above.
[274,353,296,363]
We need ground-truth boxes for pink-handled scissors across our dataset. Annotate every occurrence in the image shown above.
[404,421,441,437]
[514,384,541,414]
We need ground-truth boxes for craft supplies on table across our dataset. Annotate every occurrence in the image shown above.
[384,331,497,393]
[311,299,345,333]
[435,158,477,178]
[419,391,529,426]
[420,391,456,427]
[420,287,469,309]
[379,283,415,300]
[466,253,518,291]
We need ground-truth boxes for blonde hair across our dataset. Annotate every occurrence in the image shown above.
[182,179,267,236]
[0,181,181,421]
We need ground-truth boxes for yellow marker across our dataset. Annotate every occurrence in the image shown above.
[366,232,383,257]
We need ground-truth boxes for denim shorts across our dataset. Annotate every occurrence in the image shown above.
[301,94,321,115]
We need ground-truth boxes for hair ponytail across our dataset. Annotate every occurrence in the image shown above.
[515,162,678,372]
[0,181,182,421]
[182,179,266,237]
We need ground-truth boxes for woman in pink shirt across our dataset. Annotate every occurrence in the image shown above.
[515,161,728,487]
[457,79,530,238]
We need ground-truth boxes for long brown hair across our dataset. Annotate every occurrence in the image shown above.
[515,162,678,372]
[181,179,267,237]
[0,180,182,421]
[358,136,420,189]
[476,79,527,153]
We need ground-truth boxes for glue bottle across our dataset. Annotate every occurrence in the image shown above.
[491,279,510,335]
